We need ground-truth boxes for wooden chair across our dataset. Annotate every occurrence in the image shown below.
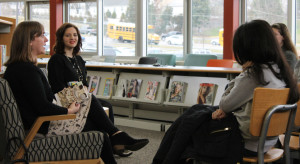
[138,57,158,64]
[183,54,217,66]
[0,77,105,164]
[278,84,300,163]
[206,59,233,68]
[243,88,297,164]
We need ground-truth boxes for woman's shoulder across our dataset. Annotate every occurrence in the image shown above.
[75,55,85,62]
[5,62,39,77]
[48,53,66,65]
[50,53,65,60]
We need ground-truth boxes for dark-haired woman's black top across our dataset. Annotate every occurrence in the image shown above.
[47,53,88,94]
[4,62,68,134]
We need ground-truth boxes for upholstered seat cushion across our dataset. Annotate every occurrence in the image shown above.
[27,131,104,162]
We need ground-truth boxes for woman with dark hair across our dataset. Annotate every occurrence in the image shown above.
[152,19,299,164]
[47,23,149,160]
[271,23,298,69]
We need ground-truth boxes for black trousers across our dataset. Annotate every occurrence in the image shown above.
[82,95,119,164]
[97,98,114,123]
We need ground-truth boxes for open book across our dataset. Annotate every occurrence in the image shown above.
[55,81,89,108]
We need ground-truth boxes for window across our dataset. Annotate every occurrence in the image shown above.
[192,0,224,59]
[0,1,25,24]
[296,0,300,55]
[104,0,137,57]
[147,0,183,57]
[67,1,97,53]
[246,0,287,24]
[29,2,50,53]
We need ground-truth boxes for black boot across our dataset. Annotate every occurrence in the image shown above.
[111,132,149,155]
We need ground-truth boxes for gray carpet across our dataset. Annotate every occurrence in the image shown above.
[115,125,165,164]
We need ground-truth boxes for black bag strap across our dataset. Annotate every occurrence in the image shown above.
[4,137,29,164]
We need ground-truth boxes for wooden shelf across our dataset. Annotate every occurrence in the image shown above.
[0,16,16,57]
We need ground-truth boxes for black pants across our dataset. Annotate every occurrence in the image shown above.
[82,95,119,164]
[97,98,114,123]
[83,95,118,135]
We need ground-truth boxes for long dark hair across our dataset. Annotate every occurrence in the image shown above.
[233,19,299,104]
[5,21,44,66]
[271,23,298,59]
[54,23,82,56]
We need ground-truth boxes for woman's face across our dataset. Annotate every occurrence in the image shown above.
[200,86,208,94]
[63,27,78,50]
[30,31,48,58]
[175,84,181,94]
[272,28,284,47]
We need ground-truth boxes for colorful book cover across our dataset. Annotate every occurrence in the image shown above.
[126,79,142,98]
[87,76,101,95]
[168,81,188,103]
[115,79,128,97]
[103,78,114,97]
[197,83,218,105]
[144,81,159,101]
[54,83,89,108]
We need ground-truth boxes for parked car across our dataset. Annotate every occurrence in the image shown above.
[161,31,182,41]
[82,43,120,56]
[165,35,183,45]
[79,26,96,35]
[210,39,220,45]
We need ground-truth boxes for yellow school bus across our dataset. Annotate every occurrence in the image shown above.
[107,22,160,44]
[219,28,224,46]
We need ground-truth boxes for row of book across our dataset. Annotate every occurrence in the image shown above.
[87,75,218,105]
[0,45,7,72]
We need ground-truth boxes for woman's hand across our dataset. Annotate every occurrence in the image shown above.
[68,101,80,114]
[212,109,226,120]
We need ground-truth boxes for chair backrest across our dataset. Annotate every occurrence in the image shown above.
[206,59,233,68]
[147,54,176,66]
[138,57,158,64]
[0,78,26,159]
[250,87,290,136]
[184,54,217,66]
[294,83,300,127]
[104,56,115,63]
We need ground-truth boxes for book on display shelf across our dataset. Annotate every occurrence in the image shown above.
[197,83,218,105]
[115,79,128,97]
[87,75,101,95]
[103,78,114,97]
[126,79,142,98]
[144,81,159,101]
[168,81,188,103]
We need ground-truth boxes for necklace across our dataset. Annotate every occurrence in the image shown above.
[66,55,84,82]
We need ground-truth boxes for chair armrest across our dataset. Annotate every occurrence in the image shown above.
[14,114,76,160]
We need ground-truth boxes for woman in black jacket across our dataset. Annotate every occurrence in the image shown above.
[47,23,149,159]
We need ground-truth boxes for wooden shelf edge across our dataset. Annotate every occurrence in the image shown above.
[0,19,13,25]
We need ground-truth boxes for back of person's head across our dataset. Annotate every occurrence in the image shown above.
[271,23,298,58]
[233,19,299,104]
[233,20,282,66]
[5,21,44,66]
[54,23,82,56]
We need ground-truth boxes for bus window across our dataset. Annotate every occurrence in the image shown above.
[110,26,113,30]
[133,28,135,32]
[123,27,125,31]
